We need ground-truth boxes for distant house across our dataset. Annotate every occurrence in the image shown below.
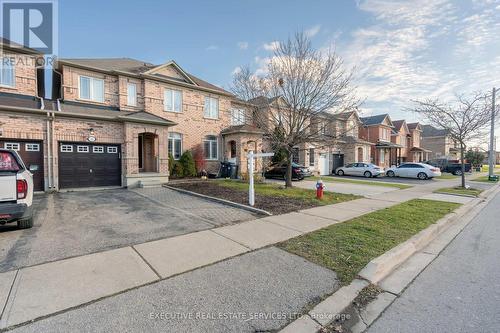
[407,123,431,162]
[421,125,459,159]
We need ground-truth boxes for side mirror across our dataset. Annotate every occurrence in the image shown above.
[29,165,39,172]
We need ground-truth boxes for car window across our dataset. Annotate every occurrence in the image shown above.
[345,163,354,168]
[398,164,408,168]
[0,151,20,172]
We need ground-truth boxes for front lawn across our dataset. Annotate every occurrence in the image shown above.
[170,180,360,215]
[310,176,412,189]
[471,175,499,183]
[434,187,483,197]
[279,199,460,285]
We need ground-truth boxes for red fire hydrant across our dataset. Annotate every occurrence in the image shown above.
[316,179,325,200]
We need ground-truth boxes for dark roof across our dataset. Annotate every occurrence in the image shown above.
[332,111,357,121]
[392,120,406,130]
[247,96,280,107]
[407,122,422,131]
[0,37,42,54]
[422,124,448,137]
[360,114,391,126]
[0,92,41,109]
[221,124,264,135]
[58,58,231,95]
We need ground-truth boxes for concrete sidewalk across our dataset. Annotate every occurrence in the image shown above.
[0,180,488,330]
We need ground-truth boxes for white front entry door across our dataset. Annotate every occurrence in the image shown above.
[319,154,329,175]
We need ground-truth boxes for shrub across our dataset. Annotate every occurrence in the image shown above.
[180,151,197,177]
[172,162,184,178]
[192,144,206,173]
[168,153,175,175]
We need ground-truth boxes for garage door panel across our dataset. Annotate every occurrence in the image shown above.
[58,143,121,189]
[1,140,44,191]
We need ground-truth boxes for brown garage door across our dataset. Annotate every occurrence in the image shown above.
[0,140,44,191]
[58,142,121,189]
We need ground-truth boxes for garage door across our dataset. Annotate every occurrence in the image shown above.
[1,140,44,191]
[58,142,121,189]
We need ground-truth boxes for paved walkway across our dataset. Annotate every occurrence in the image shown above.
[0,178,488,330]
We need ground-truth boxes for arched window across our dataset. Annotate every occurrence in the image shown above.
[203,135,218,160]
[168,132,182,160]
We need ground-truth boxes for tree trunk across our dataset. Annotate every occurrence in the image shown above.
[285,151,293,188]
[460,143,466,188]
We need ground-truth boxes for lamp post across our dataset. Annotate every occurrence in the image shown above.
[489,88,498,179]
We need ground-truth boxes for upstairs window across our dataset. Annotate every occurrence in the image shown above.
[79,76,104,103]
[204,97,219,119]
[168,132,183,160]
[127,83,137,106]
[164,89,182,112]
[0,62,15,87]
[203,135,218,160]
[231,109,246,125]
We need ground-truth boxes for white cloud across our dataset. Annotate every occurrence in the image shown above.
[237,41,249,50]
[254,56,271,76]
[206,45,219,51]
[305,25,321,38]
[231,66,242,75]
[262,41,280,51]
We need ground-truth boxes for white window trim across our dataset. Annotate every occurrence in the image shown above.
[4,142,20,151]
[168,133,183,160]
[60,145,73,152]
[204,96,219,119]
[79,75,105,103]
[203,137,218,160]
[93,146,104,153]
[164,89,183,113]
[0,63,15,88]
[107,147,118,154]
[77,146,89,153]
[127,83,137,106]
[25,143,40,152]
[231,109,246,126]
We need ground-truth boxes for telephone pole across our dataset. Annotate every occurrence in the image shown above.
[489,87,497,179]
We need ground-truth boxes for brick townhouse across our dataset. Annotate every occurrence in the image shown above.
[0,39,262,191]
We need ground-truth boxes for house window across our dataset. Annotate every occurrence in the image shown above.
[60,145,73,152]
[309,148,315,166]
[231,109,246,125]
[93,146,104,153]
[4,142,20,151]
[107,147,118,154]
[25,143,40,152]
[127,83,137,106]
[204,97,219,119]
[168,132,183,160]
[380,149,385,162]
[77,146,89,153]
[164,89,182,112]
[203,135,218,160]
[230,141,237,158]
[292,148,300,164]
[79,76,104,102]
[0,62,15,87]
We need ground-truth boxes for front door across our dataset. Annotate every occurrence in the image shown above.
[331,154,344,174]
[319,154,329,175]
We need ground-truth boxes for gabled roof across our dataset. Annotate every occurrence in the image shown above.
[407,122,422,131]
[392,119,409,134]
[333,110,360,122]
[221,124,264,135]
[422,124,448,137]
[248,96,282,107]
[57,58,232,96]
[360,114,393,127]
[0,37,42,55]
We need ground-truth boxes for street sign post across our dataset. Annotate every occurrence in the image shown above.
[247,151,274,206]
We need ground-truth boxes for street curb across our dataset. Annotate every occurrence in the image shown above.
[163,185,272,216]
[278,182,500,333]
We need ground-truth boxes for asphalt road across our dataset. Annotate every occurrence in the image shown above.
[368,190,500,333]
[10,247,339,333]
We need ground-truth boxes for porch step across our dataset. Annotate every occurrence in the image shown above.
[138,180,163,188]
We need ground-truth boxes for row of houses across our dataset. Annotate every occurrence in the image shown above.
[0,39,458,192]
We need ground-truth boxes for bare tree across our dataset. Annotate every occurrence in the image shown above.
[410,92,496,187]
[231,32,359,187]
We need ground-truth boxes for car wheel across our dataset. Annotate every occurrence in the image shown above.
[337,170,344,176]
[417,172,428,180]
[454,170,463,176]
[364,171,372,178]
[386,170,395,177]
[17,217,33,229]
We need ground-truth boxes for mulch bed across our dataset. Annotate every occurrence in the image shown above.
[170,181,319,215]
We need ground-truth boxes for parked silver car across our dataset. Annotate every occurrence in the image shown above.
[385,163,441,180]
[335,163,384,178]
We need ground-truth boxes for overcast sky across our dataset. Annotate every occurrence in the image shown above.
[60,0,500,144]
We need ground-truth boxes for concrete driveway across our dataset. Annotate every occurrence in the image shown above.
[0,188,258,273]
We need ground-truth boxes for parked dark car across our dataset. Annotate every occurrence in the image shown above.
[425,158,472,175]
[264,162,305,180]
